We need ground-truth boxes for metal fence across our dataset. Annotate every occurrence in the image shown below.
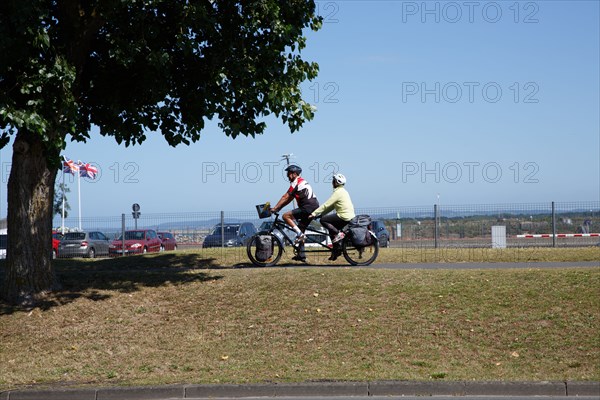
[52,201,600,253]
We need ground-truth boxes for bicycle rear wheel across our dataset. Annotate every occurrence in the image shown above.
[247,233,284,267]
[342,237,379,266]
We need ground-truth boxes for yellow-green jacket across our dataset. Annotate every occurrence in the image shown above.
[310,186,355,221]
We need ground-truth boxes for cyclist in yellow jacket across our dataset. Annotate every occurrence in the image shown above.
[309,173,355,260]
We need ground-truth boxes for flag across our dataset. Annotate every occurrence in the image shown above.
[63,157,79,175]
[78,161,99,179]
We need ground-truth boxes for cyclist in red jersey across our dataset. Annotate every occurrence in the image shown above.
[271,165,319,261]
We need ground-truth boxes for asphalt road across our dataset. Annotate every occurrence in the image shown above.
[184,397,595,400]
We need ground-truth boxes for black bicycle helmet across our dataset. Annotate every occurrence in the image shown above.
[285,164,302,174]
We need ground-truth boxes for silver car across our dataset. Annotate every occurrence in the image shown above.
[58,231,110,258]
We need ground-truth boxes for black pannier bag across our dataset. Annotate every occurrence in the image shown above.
[346,215,374,247]
[255,235,273,262]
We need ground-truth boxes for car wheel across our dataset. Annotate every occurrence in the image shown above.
[380,236,389,248]
[88,248,96,259]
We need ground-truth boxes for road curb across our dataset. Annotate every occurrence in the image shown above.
[274,382,369,397]
[462,381,567,396]
[2,381,599,399]
[369,380,465,396]
[185,382,370,398]
[97,385,185,400]
[568,381,600,396]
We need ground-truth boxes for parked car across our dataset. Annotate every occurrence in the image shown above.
[0,230,62,259]
[109,229,162,256]
[202,223,257,248]
[371,220,390,247]
[58,231,111,258]
[52,230,63,259]
[305,225,332,248]
[158,232,178,251]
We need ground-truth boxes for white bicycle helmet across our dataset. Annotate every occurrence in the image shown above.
[333,173,346,185]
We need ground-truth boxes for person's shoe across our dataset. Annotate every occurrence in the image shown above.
[294,233,306,245]
[292,255,307,262]
[332,232,345,243]
[328,248,342,261]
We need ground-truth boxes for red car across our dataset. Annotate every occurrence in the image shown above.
[158,232,178,251]
[52,231,63,259]
[109,229,161,256]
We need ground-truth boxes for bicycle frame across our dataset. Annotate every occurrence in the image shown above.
[267,212,333,253]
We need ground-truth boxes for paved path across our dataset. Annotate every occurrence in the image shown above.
[368,261,600,270]
[275,261,600,270]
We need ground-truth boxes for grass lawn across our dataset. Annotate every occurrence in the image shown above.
[66,246,599,269]
[0,248,598,390]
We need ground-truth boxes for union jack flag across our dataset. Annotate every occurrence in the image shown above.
[62,157,79,175]
[78,161,99,179]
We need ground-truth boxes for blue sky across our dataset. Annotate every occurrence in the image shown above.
[1,0,599,218]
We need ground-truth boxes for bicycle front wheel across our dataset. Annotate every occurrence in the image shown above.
[247,233,284,267]
[342,237,379,266]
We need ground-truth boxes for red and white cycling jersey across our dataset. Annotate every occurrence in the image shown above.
[287,176,319,211]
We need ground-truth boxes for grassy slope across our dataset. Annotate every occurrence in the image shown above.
[1,249,598,390]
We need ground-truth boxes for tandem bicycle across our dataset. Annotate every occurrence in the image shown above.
[246,205,379,267]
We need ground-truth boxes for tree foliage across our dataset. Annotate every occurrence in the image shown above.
[53,182,71,218]
[0,0,322,160]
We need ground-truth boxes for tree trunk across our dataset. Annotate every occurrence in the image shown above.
[1,130,58,305]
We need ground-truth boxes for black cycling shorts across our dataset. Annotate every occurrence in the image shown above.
[291,207,316,230]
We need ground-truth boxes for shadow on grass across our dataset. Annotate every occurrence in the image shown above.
[232,261,351,269]
[0,253,225,315]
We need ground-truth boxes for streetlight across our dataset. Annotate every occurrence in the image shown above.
[281,153,296,208]
[281,153,294,167]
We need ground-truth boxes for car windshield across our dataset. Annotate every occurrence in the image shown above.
[64,232,86,240]
[259,222,273,230]
[117,231,145,240]
[211,225,239,235]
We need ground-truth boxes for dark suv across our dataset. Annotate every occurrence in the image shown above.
[371,220,390,247]
[202,222,257,248]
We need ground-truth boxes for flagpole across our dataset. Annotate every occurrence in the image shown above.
[61,169,65,234]
[77,161,82,231]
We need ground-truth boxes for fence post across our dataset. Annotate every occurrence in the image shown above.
[221,211,225,248]
[121,213,126,257]
[434,204,439,249]
[552,201,556,248]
